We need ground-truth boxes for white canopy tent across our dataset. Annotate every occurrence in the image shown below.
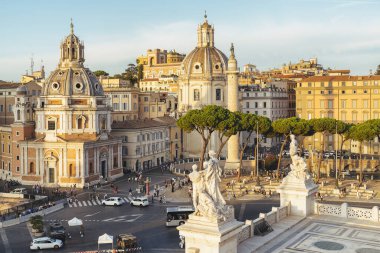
[98,233,114,250]
[68,217,83,226]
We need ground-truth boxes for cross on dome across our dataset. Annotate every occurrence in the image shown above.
[70,18,74,34]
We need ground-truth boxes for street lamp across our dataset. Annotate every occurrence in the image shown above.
[256,121,260,186]
[335,122,339,188]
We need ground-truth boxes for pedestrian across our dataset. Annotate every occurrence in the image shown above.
[151,195,154,203]
[129,188,132,196]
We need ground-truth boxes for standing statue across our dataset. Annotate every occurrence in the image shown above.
[287,134,312,182]
[205,150,226,207]
[188,150,231,221]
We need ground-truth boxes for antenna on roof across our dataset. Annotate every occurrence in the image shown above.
[30,54,34,74]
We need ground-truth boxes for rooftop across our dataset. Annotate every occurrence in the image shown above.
[112,116,176,130]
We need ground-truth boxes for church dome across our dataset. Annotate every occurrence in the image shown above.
[181,47,228,76]
[180,14,228,77]
[42,20,104,97]
[43,67,104,96]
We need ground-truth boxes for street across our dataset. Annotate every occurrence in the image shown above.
[0,169,280,253]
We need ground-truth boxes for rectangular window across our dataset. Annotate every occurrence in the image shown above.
[144,106,148,112]
[364,81,368,86]
[342,82,346,86]
[158,106,161,112]
[352,112,358,122]
[263,102,267,108]
[374,112,379,119]
[8,105,12,112]
[320,100,324,109]
[321,82,324,87]
[328,100,333,109]
[48,121,56,130]
[193,89,200,101]
[374,100,379,109]
[341,100,346,108]
[144,97,149,102]
[0,105,3,112]
[123,103,127,110]
[16,156,19,160]
[152,106,155,112]
[308,82,312,87]
[328,90,333,95]
[215,88,221,101]
[113,103,119,110]
[320,90,324,94]
[328,112,333,118]
[364,112,369,121]
[352,100,357,108]
[341,112,346,121]
[246,102,249,108]
[308,91,312,94]
[263,111,267,115]
[246,93,249,97]
[255,102,258,108]
[328,82,332,87]
[364,100,369,108]
[353,81,357,86]
[307,100,312,109]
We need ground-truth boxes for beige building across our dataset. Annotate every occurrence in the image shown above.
[0,81,41,125]
[138,92,172,119]
[100,77,139,121]
[296,75,380,154]
[0,22,124,187]
[139,75,179,93]
[112,117,181,170]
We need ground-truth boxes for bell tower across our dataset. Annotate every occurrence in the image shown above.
[197,11,215,48]
[59,19,85,68]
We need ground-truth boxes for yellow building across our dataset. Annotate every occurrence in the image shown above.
[139,75,179,93]
[296,75,380,154]
[136,49,185,79]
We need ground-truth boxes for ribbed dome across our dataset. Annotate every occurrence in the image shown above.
[181,47,228,76]
[43,67,104,96]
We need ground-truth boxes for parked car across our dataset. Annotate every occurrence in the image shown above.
[130,196,149,207]
[10,188,27,194]
[48,221,66,242]
[101,197,124,206]
[30,237,63,250]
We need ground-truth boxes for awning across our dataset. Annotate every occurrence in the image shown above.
[98,233,113,244]
[68,217,83,226]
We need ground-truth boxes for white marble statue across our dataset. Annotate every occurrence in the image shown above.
[188,150,231,221]
[287,134,312,183]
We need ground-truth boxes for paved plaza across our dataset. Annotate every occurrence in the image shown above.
[256,216,380,253]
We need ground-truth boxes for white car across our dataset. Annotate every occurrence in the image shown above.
[30,237,63,250]
[130,197,149,207]
[101,197,123,206]
[10,188,27,194]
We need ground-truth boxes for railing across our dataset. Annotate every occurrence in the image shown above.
[315,202,379,222]
[238,202,291,244]
[0,202,65,228]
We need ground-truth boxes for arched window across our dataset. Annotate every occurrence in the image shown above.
[78,118,83,129]
[29,162,34,173]
[17,110,20,120]
[194,89,200,101]
[72,48,76,59]
[101,118,106,130]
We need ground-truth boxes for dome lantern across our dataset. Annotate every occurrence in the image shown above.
[59,19,85,68]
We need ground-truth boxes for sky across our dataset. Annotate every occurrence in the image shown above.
[1,0,380,82]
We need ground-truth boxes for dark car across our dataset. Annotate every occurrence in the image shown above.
[49,221,66,242]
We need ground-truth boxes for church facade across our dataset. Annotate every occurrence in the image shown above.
[178,15,240,162]
[9,22,123,187]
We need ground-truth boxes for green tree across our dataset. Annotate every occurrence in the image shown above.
[336,120,353,181]
[236,113,258,179]
[137,64,144,81]
[123,63,138,85]
[215,110,240,158]
[177,105,230,170]
[272,117,310,180]
[350,122,376,184]
[309,118,337,181]
[93,70,109,77]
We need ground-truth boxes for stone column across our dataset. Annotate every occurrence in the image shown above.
[63,148,67,177]
[224,46,240,170]
[75,148,80,178]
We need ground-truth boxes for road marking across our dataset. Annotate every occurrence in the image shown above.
[96,199,102,205]
[84,211,101,217]
[123,197,130,203]
[72,202,77,207]
[82,201,87,207]
[0,229,12,253]
[68,203,73,208]
[87,200,93,206]
[91,200,97,205]
[238,203,246,221]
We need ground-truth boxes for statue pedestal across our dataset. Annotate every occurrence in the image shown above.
[177,209,243,253]
[277,176,318,217]
[224,160,241,170]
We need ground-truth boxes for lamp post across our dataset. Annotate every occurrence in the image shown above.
[256,121,260,186]
[335,122,339,188]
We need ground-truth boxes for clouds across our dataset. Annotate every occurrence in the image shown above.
[1,0,380,81]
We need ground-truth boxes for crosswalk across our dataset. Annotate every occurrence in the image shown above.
[68,197,133,208]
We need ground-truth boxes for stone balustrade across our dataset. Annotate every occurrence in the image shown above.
[238,202,291,244]
[315,202,380,222]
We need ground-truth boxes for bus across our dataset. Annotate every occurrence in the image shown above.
[166,206,194,227]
